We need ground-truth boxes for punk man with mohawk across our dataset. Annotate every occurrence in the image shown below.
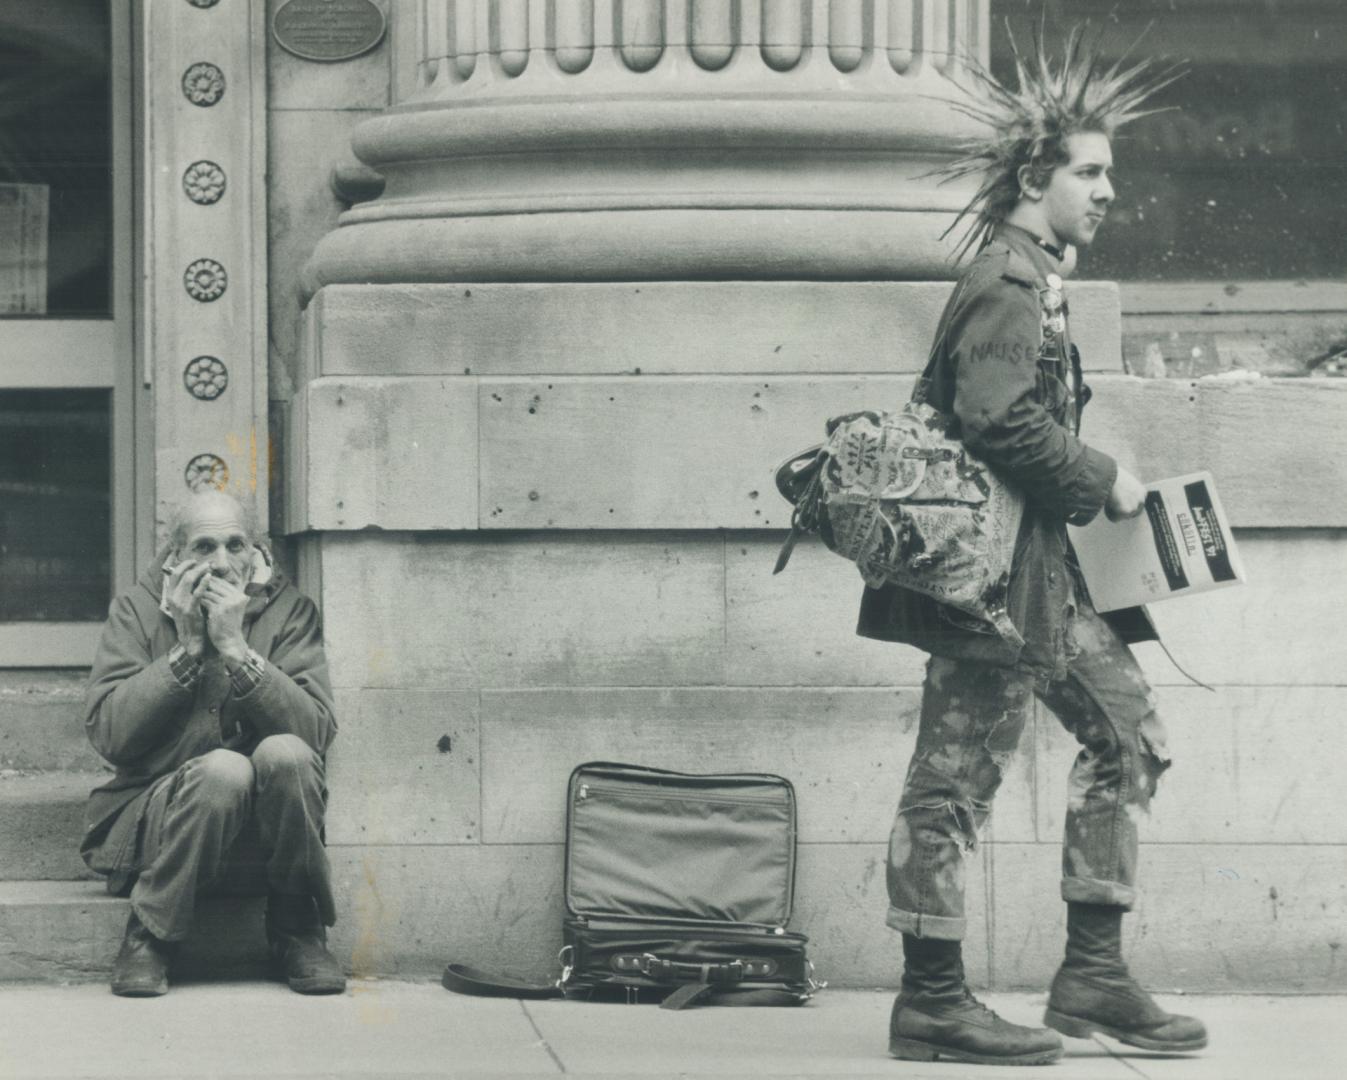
[858,30,1208,1066]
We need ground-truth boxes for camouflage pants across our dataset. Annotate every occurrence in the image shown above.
[886,600,1171,940]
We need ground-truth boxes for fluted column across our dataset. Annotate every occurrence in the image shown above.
[303,0,989,293]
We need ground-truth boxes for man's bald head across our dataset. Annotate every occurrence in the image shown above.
[169,490,256,551]
[168,491,258,586]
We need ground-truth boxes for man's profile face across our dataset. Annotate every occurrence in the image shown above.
[1037,130,1115,250]
[176,495,252,587]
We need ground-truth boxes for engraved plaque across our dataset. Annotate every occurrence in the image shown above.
[272,0,385,63]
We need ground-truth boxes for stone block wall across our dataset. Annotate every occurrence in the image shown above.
[284,281,1347,990]
[310,531,1347,991]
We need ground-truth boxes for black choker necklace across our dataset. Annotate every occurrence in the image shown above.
[1035,237,1066,261]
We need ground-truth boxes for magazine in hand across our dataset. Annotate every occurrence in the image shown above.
[1069,471,1247,613]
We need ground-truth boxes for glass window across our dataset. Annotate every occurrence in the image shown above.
[0,0,128,664]
[0,389,111,621]
[0,0,113,317]
[990,0,1347,281]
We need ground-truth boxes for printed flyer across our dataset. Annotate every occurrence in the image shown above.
[1069,471,1247,612]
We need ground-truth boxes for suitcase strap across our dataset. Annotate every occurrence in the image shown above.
[618,954,775,983]
[612,951,807,1009]
[443,959,808,1010]
[658,982,804,1011]
[441,963,562,1000]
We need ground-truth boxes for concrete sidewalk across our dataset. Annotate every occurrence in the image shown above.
[0,982,1338,1079]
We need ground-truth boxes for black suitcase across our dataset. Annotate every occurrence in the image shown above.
[558,762,820,1008]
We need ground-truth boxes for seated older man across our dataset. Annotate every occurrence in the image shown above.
[81,489,343,997]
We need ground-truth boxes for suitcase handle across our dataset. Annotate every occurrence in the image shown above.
[611,953,778,983]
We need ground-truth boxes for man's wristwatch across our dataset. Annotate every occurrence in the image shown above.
[227,647,267,696]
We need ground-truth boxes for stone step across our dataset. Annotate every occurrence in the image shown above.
[0,771,110,881]
[0,673,102,772]
[0,881,268,984]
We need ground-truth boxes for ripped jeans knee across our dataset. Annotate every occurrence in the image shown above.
[1049,633,1174,907]
[898,669,1031,849]
[893,797,987,858]
[887,659,1034,932]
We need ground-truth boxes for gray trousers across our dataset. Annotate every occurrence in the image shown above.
[886,598,1172,940]
[129,734,334,942]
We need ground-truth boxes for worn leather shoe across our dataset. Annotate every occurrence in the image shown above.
[267,893,346,995]
[1044,902,1207,1052]
[1045,968,1207,1052]
[891,990,1064,1066]
[110,911,174,998]
[891,934,1061,1065]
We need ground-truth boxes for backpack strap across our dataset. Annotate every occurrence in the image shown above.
[911,272,975,407]
[773,269,975,576]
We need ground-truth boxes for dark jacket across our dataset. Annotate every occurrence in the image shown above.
[80,546,337,879]
[857,223,1155,675]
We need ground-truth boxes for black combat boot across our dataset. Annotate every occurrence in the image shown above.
[266,893,346,995]
[890,935,1063,1065]
[1044,902,1207,1052]
[110,910,175,997]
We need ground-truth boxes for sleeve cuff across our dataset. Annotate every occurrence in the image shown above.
[167,644,204,689]
[1065,447,1118,526]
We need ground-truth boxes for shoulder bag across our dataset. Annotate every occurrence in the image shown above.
[772,290,1026,646]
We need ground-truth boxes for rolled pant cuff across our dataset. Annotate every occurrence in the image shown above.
[1061,876,1137,910]
[886,906,965,940]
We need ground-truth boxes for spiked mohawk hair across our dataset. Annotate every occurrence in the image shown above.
[939,23,1183,259]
